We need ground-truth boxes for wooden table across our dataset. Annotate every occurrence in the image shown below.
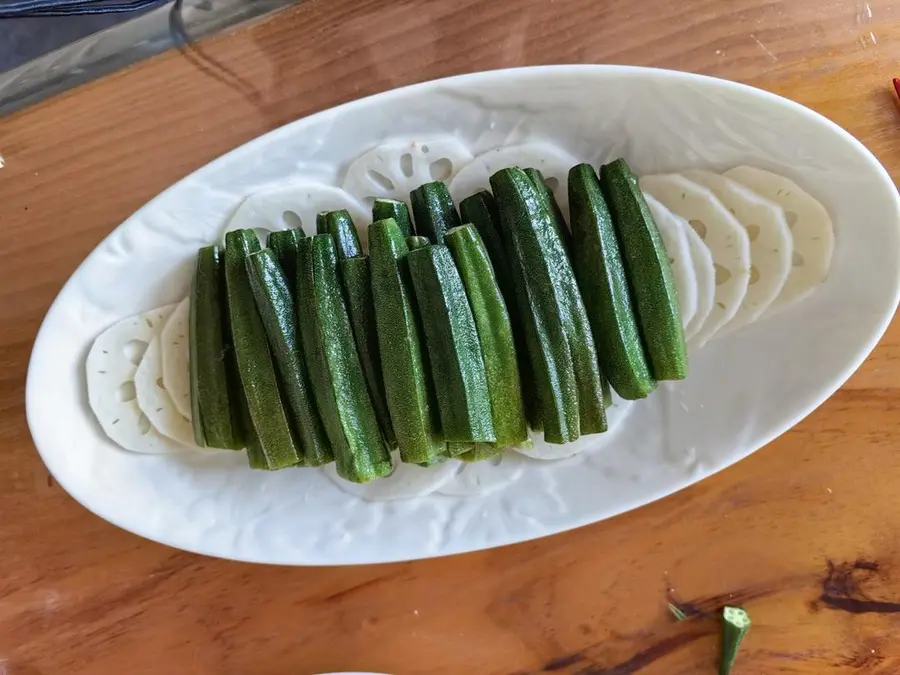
[2,1,900,673]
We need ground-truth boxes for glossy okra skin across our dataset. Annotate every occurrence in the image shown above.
[408,244,496,444]
[247,248,332,466]
[459,190,543,432]
[190,252,208,448]
[224,229,302,470]
[340,255,396,447]
[190,244,248,450]
[374,198,413,237]
[410,181,461,243]
[601,158,688,381]
[406,235,430,251]
[444,224,528,448]
[296,235,391,482]
[525,167,571,252]
[491,168,607,442]
[569,163,656,400]
[521,170,609,433]
[266,229,303,298]
[318,210,362,260]
[368,218,444,464]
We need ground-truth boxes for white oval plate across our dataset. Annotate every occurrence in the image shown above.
[26,66,900,565]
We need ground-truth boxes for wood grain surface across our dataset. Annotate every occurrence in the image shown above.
[2,1,900,673]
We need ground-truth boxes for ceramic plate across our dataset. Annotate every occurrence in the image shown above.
[26,66,900,565]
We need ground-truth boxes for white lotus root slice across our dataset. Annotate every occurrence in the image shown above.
[448,143,577,217]
[640,174,750,348]
[161,297,191,418]
[724,166,834,314]
[135,333,194,447]
[86,304,184,454]
[681,213,716,343]
[222,182,367,244]
[516,398,636,461]
[321,451,459,502]
[437,451,527,496]
[684,169,792,332]
[644,193,698,328]
[342,138,474,206]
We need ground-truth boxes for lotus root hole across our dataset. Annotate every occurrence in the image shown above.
[545,176,560,192]
[429,158,453,182]
[746,223,760,241]
[689,219,707,239]
[793,251,805,267]
[421,144,430,153]
[399,153,414,178]
[137,413,151,435]
[282,211,303,229]
[786,210,799,228]
[123,340,148,365]
[749,265,760,285]
[252,229,271,246]
[117,381,137,402]
[714,263,732,286]
[367,169,395,192]
[487,454,504,467]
